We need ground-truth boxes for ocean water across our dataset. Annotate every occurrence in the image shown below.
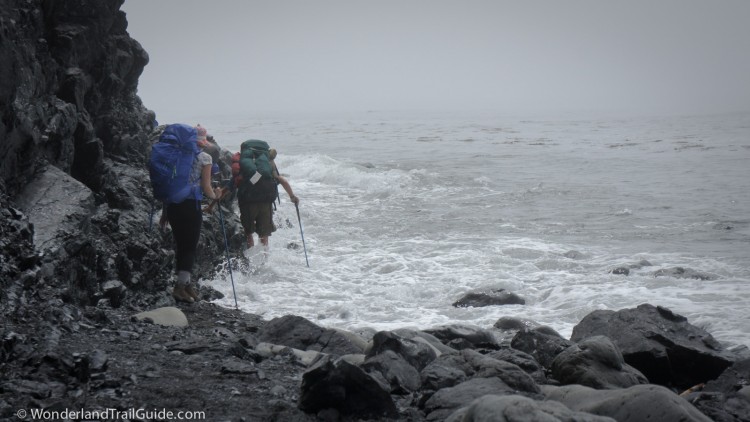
[180,110,750,348]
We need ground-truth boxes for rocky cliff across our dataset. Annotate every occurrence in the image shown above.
[0,0,243,310]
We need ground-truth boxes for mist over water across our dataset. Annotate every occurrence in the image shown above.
[191,111,750,348]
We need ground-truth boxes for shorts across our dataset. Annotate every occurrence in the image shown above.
[239,202,276,237]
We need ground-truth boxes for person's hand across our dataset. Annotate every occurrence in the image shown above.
[290,194,299,205]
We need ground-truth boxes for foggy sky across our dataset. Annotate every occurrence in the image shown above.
[121,0,750,118]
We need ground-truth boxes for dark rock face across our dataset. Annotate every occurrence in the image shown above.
[1,0,244,308]
[685,358,750,422]
[1,0,152,198]
[452,288,525,307]
[571,304,736,390]
[298,354,398,418]
[550,335,649,389]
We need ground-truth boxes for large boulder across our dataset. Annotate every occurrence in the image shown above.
[685,358,750,422]
[453,289,525,308]
[551,335,648,389]
[392,328,457,356]
[361,350,422,393]
[486,348,547,384]
[460,349,540,394]
[14,166,94,253]
[542,384,713,422]
[424,377,522,421]
[446,394,616,422]
[421,354,469,392]
[571,304,736,389]
[298,354,398,418]
[257,315,364,355]
[511,327,574,370]
[419,349,541,411]
[424,324,500,350]
[366,330,439,371]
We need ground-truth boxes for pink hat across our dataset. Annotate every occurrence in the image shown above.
[195,124,208,138]
[195,124,209,147]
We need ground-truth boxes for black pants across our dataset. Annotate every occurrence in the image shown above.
[166,200,202,273]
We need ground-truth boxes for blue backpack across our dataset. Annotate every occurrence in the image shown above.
[149,124,202,203]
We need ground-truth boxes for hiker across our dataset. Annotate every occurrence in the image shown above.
[152,124,224,303]
[235,142,299,248]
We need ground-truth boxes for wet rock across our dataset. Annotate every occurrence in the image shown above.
[571,304,735,390]
[421,354,469,392]
[461,349,540,394]
[563,250,586,259]
[362,350,422,393]
[424,324,500,350]
[686,358,750,422]
[551,335,649,389]
[452,288,525,307]
[299,354,398,418]
[486,347,547,384]
[391,328,457,356]
[446,394,616,422]
[493,316,540,331]
[424,377,522,421]
[14,166,95,253]
[610,267,630,275]
[511,328,574,370]
[366,330,438,371]
[542,384,713,422]
[653,266,715,280]
[257,315,363,355]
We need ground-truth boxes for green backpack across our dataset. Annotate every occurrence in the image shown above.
[237,139,278,204]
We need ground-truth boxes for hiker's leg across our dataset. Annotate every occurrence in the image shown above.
[167,200,202,272]
[239,201,258,248]
[167,200,202,303]
[256,203,276,249]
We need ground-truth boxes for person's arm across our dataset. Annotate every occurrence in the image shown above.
[276,174,299,204]
[200,163,221,200]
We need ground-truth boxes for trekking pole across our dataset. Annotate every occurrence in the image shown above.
[295,203,310,267]
[217,203,239,309]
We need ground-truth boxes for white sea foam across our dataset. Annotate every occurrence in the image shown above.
[206,112,750,348]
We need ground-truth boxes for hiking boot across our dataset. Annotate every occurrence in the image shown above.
[185,285,200,301]
[172,284,194,303]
